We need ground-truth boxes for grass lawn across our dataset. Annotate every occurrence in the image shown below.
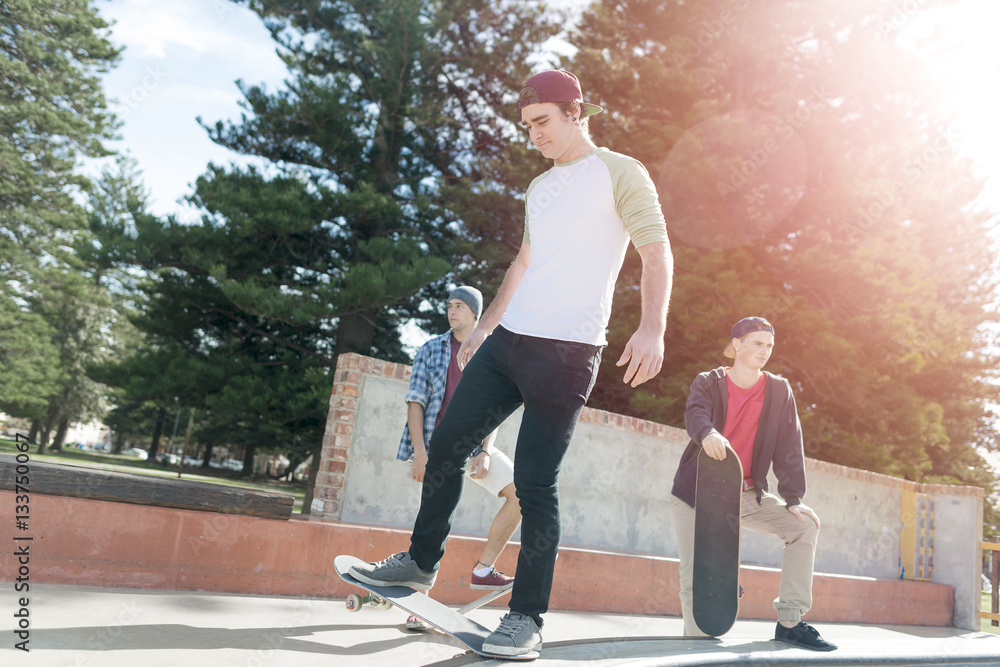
[0,437,307,512]
[985,591,1000,635]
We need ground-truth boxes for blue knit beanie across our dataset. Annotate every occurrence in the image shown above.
[449,286,483,320]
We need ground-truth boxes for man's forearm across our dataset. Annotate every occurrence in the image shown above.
[475,243,530,335]
[480,429,498,454]
[406,402,427,456]
[637,241,672,336]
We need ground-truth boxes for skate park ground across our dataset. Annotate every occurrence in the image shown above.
[3,582,998,667]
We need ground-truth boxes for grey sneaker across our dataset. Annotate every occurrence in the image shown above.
[481,612,542,658]
[349,552,437,591]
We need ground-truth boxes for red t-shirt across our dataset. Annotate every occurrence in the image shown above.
[722,371,766,485]
[435,334,464,427]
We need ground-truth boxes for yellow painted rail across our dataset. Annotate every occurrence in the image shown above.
[981,540,999,627]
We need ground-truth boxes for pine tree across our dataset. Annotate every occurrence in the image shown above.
[0,0,119,291]
[208,0,560,357]
[0,0,119,430]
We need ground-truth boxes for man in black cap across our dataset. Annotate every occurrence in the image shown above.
[670,316,837,651]
[352,69,673,658]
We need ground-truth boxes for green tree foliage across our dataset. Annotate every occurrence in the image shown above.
[79,156,163,455]
[0,0,118,441]
[30,271,113,451]
[0,0,119,287]
[89,169,364,484]
[208,0,560,355]
[0,300,60,416]
[568,0,998,492]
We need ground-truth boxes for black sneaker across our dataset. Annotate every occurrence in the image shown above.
[774,621,837,651]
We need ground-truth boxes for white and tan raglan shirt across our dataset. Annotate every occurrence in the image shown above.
[501,147,669,346]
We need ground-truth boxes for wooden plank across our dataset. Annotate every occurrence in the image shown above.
[981,541,1000,552]
[992,547,999,627]
[979,611,1000,622]
[0,457,294,520]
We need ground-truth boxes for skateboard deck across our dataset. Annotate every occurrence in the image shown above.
[693,447,743,636]
[334,555,536,660]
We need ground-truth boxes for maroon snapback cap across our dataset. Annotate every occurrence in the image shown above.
[517,70,603,117]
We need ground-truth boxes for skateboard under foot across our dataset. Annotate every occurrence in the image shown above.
[334,554,537,661]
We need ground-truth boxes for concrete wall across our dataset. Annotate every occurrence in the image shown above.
[313,353,985,630]
[0,491,955,627]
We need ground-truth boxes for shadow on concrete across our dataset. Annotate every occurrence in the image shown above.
[422,635,1000,667]
[423,637,779,666]
[28,622,461,656]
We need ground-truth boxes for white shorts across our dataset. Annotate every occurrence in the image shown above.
[467,449,515,497]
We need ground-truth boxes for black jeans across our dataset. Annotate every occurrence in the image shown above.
[409,326,601,626]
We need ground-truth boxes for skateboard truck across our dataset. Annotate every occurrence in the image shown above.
[345,591,393,612]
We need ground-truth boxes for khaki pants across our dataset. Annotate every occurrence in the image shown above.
[671,490,818,636]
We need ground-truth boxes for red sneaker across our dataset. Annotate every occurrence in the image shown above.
[405,614,430,631]
[471,567,514,590]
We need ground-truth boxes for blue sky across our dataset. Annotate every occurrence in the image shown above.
[94,0,289,219]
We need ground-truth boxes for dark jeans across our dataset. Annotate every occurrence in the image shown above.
[409,326,601,626]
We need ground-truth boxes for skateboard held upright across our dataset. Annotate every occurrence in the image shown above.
[692,447,743,636]
[333,554,533,660]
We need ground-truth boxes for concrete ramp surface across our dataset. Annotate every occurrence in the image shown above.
[3,584,997,667]
[429,635,1000,666]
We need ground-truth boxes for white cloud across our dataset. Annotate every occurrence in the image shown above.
[92,0,289,216]
[104,0,279,68]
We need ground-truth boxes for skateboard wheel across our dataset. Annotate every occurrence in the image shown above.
[739,585,745,599]
[345,593,363,612]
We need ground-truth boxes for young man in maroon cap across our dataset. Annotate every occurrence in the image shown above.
[396,286,519,631]
[670,316,837,651]
[351,69,673,657]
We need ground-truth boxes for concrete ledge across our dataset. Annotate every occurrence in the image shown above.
[0,491,954,627]
[0,458,294,519]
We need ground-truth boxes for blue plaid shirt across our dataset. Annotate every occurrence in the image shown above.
[396,331,454,461]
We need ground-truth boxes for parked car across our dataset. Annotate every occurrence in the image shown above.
[122,448,148,460]
[222,459,244,471]
[155,452,179,465]
[183,456,201,467]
